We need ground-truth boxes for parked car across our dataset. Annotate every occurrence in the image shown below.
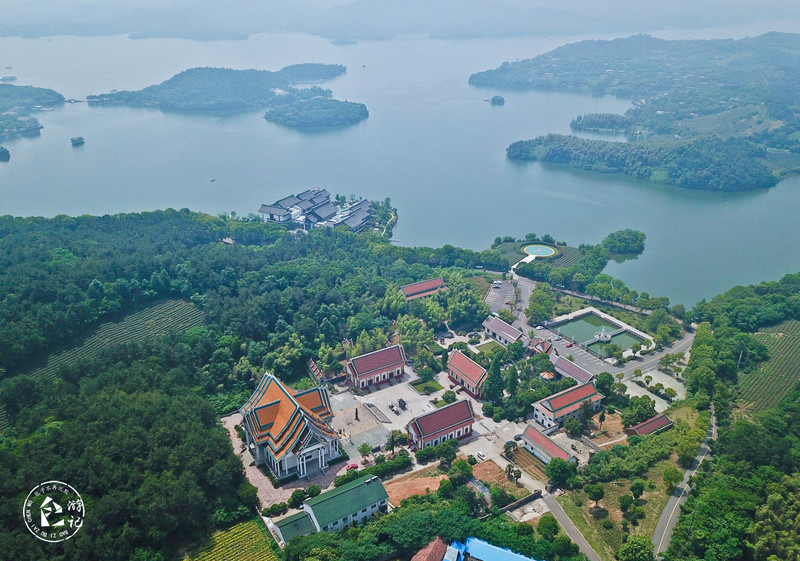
[388,401,395,409]
[535,325,543,330]
[346,464,359,471]
[555,336,563,341]
[397,398,407,410]
[513,434,522,441]
[566,342,574,348]
[477,451,487,461]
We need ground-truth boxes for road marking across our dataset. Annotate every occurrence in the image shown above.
[656,442,710,553]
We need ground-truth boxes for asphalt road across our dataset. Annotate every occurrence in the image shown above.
[542,493,602,561]
[651,403,717,557]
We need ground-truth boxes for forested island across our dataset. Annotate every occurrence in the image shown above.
[264,97,368,128]
[471,33,800,191]
[0,83,62,139]
[87,64,367,118]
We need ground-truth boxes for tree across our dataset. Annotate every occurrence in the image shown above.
[512,468,522,483]
[497,308,515,324]
[483,358,505,404]
[307,484,321,497]
[564,416,583,437]
[584,483,605,508]
[387,430,407,453]
[595,372,614,397]
[598,410,606,428]
[506,463,515,479]
[538,512,560,541]
[644,375,653,386]
[447,458,473,487]
[630,480,645,500]
[435,440,458,470]
[617,534,655,561]
[663,466,682,493]
[619,494,633,513]
[545,458,575,488]
[442,389,457,404]
[358,442,373,462]
[503,441,518,459]
[288,489,307,509]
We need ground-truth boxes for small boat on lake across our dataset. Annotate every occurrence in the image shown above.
[70,137,85,146]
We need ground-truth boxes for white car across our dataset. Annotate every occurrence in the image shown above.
[477,451,487,461]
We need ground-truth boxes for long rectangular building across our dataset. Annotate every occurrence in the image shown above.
[532,382,602,429]
[407,400,475,450]
[346,344,406,388]
[520,424,576,465]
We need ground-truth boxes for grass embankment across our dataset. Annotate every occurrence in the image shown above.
[558,461,672,561]
[0,299,204,432]
[741,319,800,412]
[185,518,277,561]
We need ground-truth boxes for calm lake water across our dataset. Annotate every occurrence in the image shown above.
[1,21,800,306]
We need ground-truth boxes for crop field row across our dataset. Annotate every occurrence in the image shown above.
[185,519,276,561]
[0,299,204,432]
[548,246,582,269]
[740,320,800,412]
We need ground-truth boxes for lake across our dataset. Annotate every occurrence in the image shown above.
[1,21,800,306]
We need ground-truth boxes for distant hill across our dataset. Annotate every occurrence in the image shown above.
[87,64,353,112]
[472,33,800,191]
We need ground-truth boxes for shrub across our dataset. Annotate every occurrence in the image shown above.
[602,519,614,530]
[415,446,437,464]
[288,489,307,509]
[235,424,246,441]
[333,469,362,487]
[482,403,494,417]
[573,497,584,507]
[307,484,321,497]
[467,455,478,465]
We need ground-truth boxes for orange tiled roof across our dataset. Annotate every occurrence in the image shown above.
[240,373,336,460]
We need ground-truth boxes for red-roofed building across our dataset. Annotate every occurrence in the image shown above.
[553,356,594,384]
[625,414,674,437]
[407,400,475,450]
[521,424,577,465]
[240,372,339,479]
[411,537,449,561]
[447,349,487,399]
[533,382,602,429]
[401,278,447,301]
[529,337,554,356]
[347,345,406,388]
[482,316,525,347]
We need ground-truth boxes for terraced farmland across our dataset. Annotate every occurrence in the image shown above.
[185,519,276,561]
[548,246,582,269]
[740,320,800,412]
[0,299,204,431]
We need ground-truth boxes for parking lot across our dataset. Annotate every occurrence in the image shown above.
[485,279,515,314]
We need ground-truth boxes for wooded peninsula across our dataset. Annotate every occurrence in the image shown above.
[87,64,368,125]
[470,33,800,191]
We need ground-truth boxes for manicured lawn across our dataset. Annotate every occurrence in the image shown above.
[475,340,503,354]
[411,380,444,394]
[558,461,673,561]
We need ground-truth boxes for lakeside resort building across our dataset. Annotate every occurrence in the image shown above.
[532,382,603,429]
[258,189,371,232]
[446,349,487,399]
[240,372,339,479]
[346,344,406,389]
[407,400,475,450]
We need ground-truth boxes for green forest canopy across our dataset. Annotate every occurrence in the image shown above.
[471,33,800,191]
[86,64,358,112]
